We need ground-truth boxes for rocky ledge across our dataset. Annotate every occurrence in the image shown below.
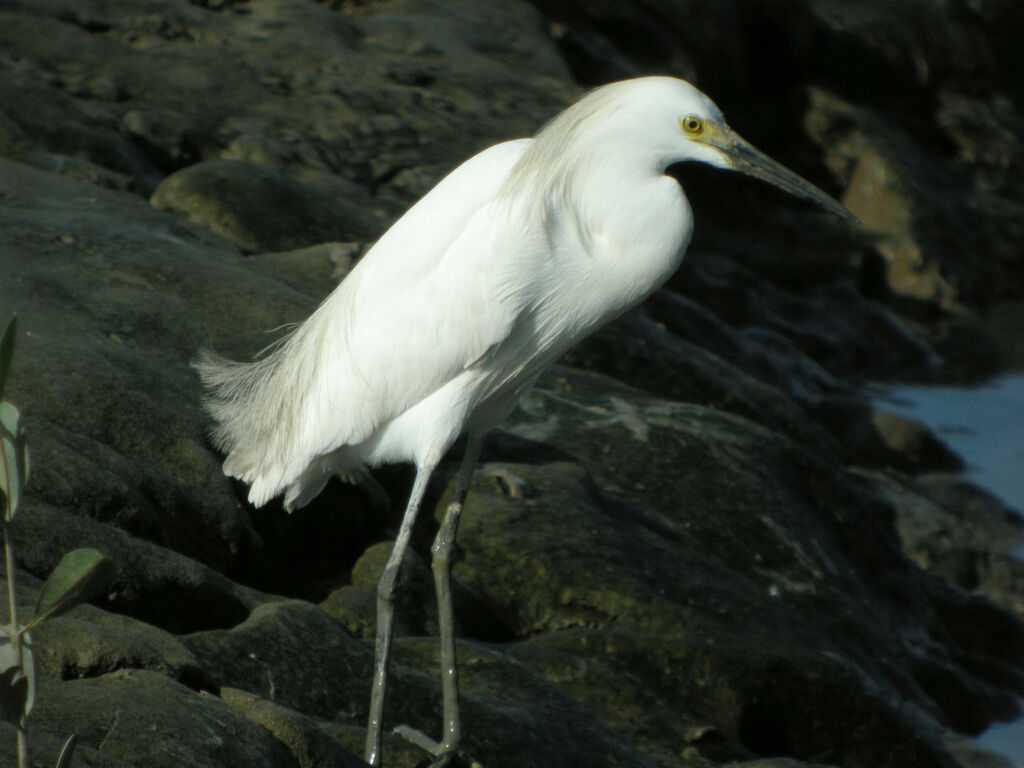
[1,1,1023,767]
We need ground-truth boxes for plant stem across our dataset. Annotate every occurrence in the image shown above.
[4,523,20,634]
[55,734,78,768]
[16,728,27,768]
[3,521,27,768]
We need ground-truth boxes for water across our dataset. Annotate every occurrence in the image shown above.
[872,373,1024,515]
[871,373,1024,765]
[978,719,1024,767]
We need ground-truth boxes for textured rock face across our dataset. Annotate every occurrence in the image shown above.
[1,1,1023,767]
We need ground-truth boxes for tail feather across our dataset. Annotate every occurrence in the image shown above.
[192,345,298,505]
[281,446,357,511]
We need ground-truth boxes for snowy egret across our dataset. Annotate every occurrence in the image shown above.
[194,76,854,766]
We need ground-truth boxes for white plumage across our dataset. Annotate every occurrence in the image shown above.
[194,76,853,767]
[196,138,536,507]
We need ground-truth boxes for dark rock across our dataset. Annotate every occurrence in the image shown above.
[11,501,268,633]
[806,87,1024,314]
[319,581,378,640]
[390,635,666,768]
[485,369,1019,760]
[150,160,379,252]
[320,541,436,639]
[917,474,1024,546]
[0,0,1022,767]
[525,0,743,93]
[669,247,939,380]
[4,568,208,690]
[565,304,838,452]
[854,470,1024,617]
[33,607,208,688]
[513,629,950,766]
[181,600,373,721]
[0,74,162,192]
[255,242,364,295]
[122,109,203,169]
[0,158,295,566]
[0,731,134,768]
[182,599,662,767]
[13,670,298,768]
[220,687,367,768]
[814,397,964,472]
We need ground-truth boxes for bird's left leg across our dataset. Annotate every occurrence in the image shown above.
[395,434,486,767]
[365,463,436,767]
[433,434,484,753]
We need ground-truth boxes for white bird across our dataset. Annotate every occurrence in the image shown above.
[194,76,854,767]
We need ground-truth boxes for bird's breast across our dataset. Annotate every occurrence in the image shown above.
[460,171,693,435]
[567,172,693,328]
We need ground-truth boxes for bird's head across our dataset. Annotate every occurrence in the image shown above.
[587,77,857,222]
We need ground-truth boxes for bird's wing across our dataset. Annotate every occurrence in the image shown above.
[204,139,537,504]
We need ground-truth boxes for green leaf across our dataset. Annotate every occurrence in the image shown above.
[0,635,20,675]
[19,634,33,719]
[0,665,28,726]
[0,402,29,521]
[0,635,30,726]
[27,549,116,629]
[0,315,15,401]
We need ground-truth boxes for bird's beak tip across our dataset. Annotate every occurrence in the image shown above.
[839,206,861,225]
[720,131,858,225]
[820,196,860,225]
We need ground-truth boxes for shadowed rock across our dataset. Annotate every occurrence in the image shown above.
[0,0,1022,767]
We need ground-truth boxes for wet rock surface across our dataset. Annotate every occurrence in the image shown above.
[1,1,1023,767]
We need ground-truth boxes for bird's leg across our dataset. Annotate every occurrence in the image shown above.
[432,435,484,755]
[365,463,436,767]
[393,436,486,768]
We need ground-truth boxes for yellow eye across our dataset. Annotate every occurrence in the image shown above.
[680,115,704,135]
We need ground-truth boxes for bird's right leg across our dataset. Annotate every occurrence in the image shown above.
[365,463,436,767]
